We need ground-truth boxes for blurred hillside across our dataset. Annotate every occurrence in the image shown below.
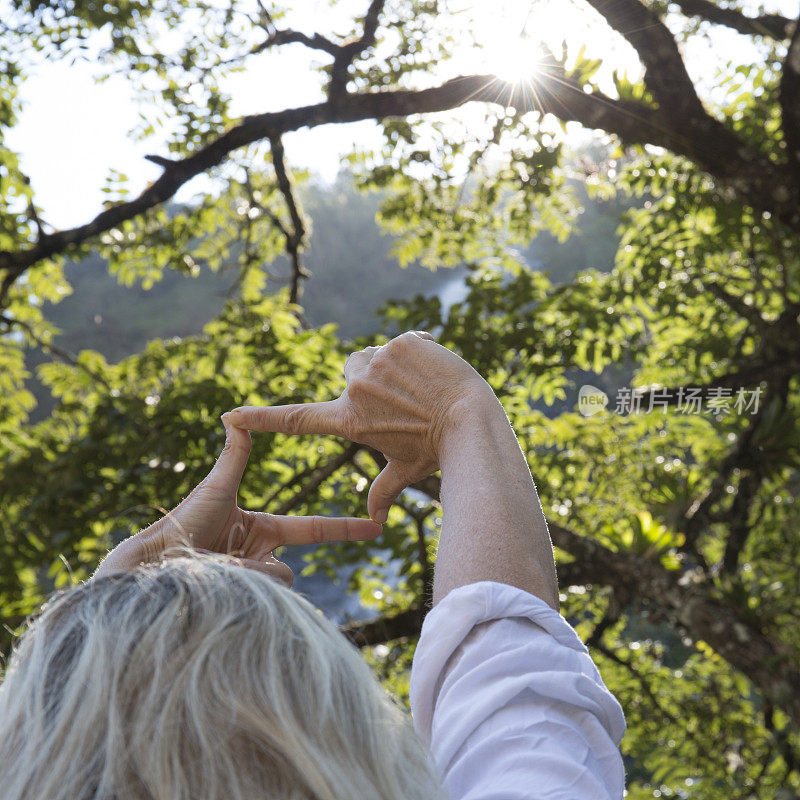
[26,174,628,420]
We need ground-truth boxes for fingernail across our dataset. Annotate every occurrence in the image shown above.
[229,409,243,425]
[375,509,388,524]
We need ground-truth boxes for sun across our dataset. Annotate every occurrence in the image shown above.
[467,0,561,85]
[453,0,628,88]
[488,34,541,84]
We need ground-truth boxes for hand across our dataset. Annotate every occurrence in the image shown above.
[229,331,497,525]
[94,414,383,585]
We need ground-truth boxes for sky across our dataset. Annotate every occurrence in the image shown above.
[5,0,794,231]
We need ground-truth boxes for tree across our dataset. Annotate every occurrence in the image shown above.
[2,1,800,796]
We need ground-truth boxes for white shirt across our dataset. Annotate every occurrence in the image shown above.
[409,581,627,799]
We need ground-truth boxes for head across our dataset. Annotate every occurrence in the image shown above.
[0,554,445,800]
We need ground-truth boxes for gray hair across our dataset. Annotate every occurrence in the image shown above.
[0,554,445,800]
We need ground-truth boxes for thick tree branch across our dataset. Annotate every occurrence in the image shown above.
[680,379,785,550]
[587,0,706,115]
[706,280,769,328]
[396,465,800,725]
[673,0,795,40]
[3,52,797,308]
[631,356,800,411]
[548,523,800,729]
[780,9,800,186]
[719,376,789,574]
[338,513,800,730]
[720,468,757,575]
[584,0,799,218]
[0,74,641,305]
[339,605,422,646]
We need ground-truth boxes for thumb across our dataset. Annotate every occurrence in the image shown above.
[203,413,252,495]
[368,460,418,524]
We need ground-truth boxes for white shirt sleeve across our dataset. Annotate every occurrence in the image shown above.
[409,581,627,800]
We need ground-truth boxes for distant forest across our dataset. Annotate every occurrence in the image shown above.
[26,173,626,420]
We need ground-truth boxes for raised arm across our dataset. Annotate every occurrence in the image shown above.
[434,392,559,609]
[232,330,626,799]
[230,330,558,609]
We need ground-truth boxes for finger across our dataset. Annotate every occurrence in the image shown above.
[204,414,252,495]
[229,400,343,437]
[247,512,383,547]
[234,556,294,588]
[368,460,418,524]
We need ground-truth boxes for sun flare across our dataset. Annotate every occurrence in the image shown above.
[488,35,541,84]
[462,0,632,90]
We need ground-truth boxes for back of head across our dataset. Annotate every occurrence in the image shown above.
[0,554,445,800]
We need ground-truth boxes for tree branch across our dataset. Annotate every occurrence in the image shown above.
[0,73,680,308]
[720,467,757,575]
[339,605,422,646]
[338,511,800,731]
[780,9,800,187]
[2,59,796,308]
[387,461,800,725]
[329,0,385,100]
[592,639,683,725]
[680,380,782,549]
[583,0,798,219]
[763,701,800,781]
[706,280,768,328]
[672,0,795,40]
[586,0,707,115]
[252,29,341,58]
[269,135,310,304]
[548,523,800,729]
[272,442,362,515]
[631,358,800,411]
[0,314,111,389]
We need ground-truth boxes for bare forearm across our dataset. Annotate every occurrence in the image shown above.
[433,395,560,610]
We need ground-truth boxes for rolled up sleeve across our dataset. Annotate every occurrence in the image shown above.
[409,581,627,800]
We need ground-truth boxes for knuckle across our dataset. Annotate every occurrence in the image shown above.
[253,407,271,427]
[282,406,307,435]
[226,440,250,456]
[344,350,368,377]
[311,515,325,544]
[346,375,369,398]
[383,335,409,358]
[367,347,391,373]
[396,331,422,352]
[337,406,361,441]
